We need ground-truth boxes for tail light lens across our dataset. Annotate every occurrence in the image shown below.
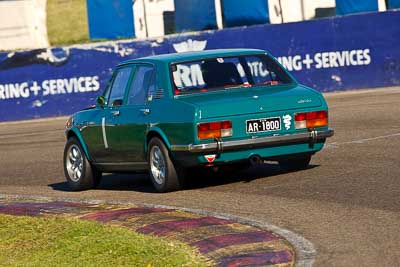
[197,120,232,140]
[295,111,328,129]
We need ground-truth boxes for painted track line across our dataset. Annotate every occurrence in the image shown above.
[327,132,400,148]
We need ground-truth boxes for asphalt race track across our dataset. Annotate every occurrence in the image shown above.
[1,87,399,266]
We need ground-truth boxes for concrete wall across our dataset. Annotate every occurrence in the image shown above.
[0,0,49,51]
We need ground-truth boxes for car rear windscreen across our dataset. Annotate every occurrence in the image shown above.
[171,54,294,95]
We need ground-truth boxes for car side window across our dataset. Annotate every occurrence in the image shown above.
[128,65,155,105]
[147,72,157,100]
[108,67,132,107]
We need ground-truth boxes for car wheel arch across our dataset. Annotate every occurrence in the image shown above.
[145,129,172,155]
[66,129,92,161]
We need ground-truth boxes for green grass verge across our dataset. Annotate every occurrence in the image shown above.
[0,214,208,267]
[46,0,90,46]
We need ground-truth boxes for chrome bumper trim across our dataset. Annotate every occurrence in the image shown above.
[171,128,334,153]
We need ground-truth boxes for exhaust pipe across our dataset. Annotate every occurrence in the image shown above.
[249,155,263,166]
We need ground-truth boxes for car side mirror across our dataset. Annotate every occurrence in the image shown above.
[96,96,106,107]
[112,99,123,107]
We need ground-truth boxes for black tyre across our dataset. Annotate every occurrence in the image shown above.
[279,154,311,171]
[63,137,101,191]
[148,137,184,193]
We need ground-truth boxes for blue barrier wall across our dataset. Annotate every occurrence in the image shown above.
[336,0,378,15]
[87,0,134,39]
[174,0,217,31]
[389,0,400,8]
[1,11,399,122]
[222,0,269,27]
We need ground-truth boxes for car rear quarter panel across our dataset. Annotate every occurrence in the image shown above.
[146,98,197,151]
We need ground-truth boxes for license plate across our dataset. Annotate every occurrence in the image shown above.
[246,117,281,133]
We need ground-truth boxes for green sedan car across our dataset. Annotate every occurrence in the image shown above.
[64,49,334,192]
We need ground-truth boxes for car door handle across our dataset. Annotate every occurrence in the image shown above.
[111,110,120,116]
[140,108,151,115]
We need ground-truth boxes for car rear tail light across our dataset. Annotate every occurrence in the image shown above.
[295,111,328,129]
[197,120,232,140]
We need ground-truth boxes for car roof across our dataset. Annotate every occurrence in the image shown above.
[118,48,267,66]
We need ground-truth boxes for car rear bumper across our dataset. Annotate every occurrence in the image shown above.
[170,128,334,153]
